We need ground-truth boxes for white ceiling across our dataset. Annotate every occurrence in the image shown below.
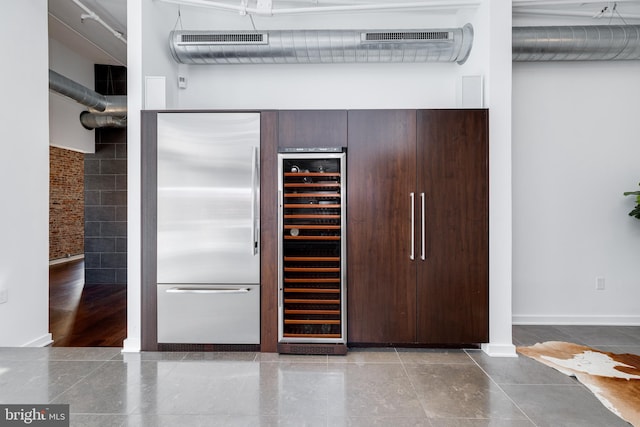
[48,0,640,68]
[49,0,127,66]
[513,0,640,21]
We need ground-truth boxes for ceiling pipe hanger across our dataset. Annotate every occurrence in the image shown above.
[71,0,127,44]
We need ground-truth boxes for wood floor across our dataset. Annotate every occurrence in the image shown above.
[49,259,126,347]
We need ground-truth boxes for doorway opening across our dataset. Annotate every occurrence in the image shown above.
[48,65,127,347]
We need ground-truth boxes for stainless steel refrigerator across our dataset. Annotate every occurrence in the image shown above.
[156,112,260,345]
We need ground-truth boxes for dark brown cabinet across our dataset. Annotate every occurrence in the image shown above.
[347,110,418,343]
[347,109,488,345]
[278,110,347,149]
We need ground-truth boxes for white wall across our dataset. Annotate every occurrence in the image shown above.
[0,1,51,347]
[49,38,95,153]
[124,0,143,352]
[511,12,640,325]
[512,60,640,324]
[481,0,515,356]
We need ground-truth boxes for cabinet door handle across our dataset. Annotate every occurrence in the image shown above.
[421,192,426,260]
[410,192,415,260]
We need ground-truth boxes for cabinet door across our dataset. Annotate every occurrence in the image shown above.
[347,110,417,343]
[416,110,489,344]
[278,110,347,148]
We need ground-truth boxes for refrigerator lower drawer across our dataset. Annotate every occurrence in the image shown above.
[157,284,260,344]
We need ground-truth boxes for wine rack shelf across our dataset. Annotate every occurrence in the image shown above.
[277,150,347,354]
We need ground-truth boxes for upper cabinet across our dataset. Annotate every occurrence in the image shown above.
[278,110,348,149]
[347,109,489,345]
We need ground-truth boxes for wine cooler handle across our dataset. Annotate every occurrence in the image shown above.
[251,146,259,256]
[420,192,426,261]
[410,192,415,261]
[277,188,283,309]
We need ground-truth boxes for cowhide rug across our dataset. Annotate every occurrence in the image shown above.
[517,341,640,427]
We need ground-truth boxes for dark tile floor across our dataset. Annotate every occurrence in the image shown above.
[0,326,637,427]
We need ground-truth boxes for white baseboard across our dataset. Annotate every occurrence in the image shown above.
[513,315,640,326]
[481,343,518,357]
[49,254,84,266]
[122,338,140,353]
[23,333,53,347]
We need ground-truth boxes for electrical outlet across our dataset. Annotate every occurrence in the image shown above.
[0,289,8,304]
[596,277,605,291]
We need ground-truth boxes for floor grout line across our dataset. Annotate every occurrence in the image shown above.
[465,348,540,427]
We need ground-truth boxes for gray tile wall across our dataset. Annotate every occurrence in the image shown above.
[84,65,127,285]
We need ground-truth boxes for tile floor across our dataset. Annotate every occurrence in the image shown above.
[1,325,639,427]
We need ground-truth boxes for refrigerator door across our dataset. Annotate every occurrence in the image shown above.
[157,284,260,344]
[157,112,260,285]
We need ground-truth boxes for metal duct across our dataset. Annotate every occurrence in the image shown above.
[169,24,474,65]
[80,112,127,130]
[513,25,640,61]
[49,70,127,124]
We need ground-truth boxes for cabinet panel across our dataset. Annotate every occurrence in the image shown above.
[260,111,279,352]
[416,109,489,344]
[347,110,417,343]
[278,110,347,148]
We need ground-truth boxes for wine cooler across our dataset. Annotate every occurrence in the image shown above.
[277,148,347,355]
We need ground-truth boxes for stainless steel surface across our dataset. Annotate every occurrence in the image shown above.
[157,284,260,344]
[513,25,640,61]
[410,192,415,261]
[169,24,474,65]
[157,112,260,285]
[420,192,426,261]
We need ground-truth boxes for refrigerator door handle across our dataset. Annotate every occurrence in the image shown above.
[166,287,252,294]
[251,146,260,256]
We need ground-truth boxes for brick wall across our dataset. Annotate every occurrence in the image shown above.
[49,146,84,260]
[84,64,127,285]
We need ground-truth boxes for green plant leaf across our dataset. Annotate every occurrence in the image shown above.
[624,183,640,220]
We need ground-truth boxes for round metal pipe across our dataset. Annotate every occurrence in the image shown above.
[49,70,127,116]
[170,25,474,65]
[513,25,640,61]
[49,69,109,112]
[80,111,127,129]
